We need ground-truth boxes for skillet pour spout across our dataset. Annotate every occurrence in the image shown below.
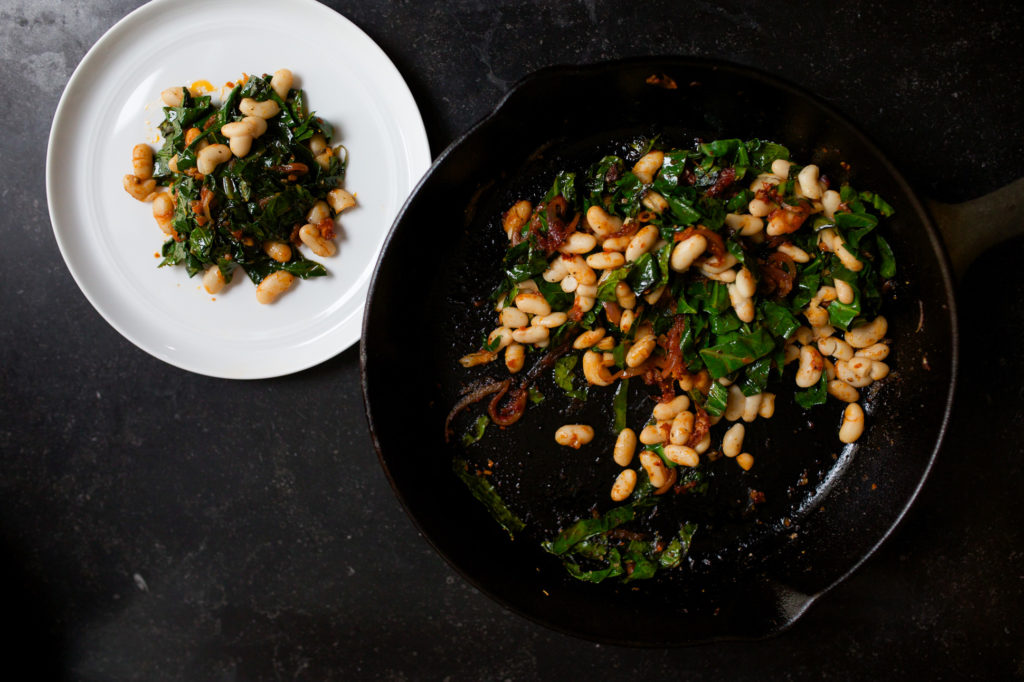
[361,57,957,645]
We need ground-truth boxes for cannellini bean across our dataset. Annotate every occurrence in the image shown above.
[639,450,669,488]
[614,282,636,310]
[653,395,690,421]
[736,453,755,471]
[500,306,529,329]
[263,240,292,263]
[777,242,810,263]
[846,315,888,349]
[160,87,184,106]
[503,200,532,237]
[812,324,835,341]
[601,352,616,367]
[804,303,829,328]
[771,159,792,179]
[586,205,623,237]
[582,350,615,386]
[586,251,625,270]
[123,174,157,202]
[228,134,252,157]
[270,68,293,99]
[327,189,356,213]
[560,274,578,293]
[724,384,745,421]
[563,255,597,285]
[202,266,225,294]
[560,232,598,254]
[642,190,669,213]
[722,423,745,457]
[255,270,295,304]
[694,430,712,454]
[823,357,837,381]
[669,410,694,445]
[536,312,568,328]
[573,327,606,349]
[505,342,525,373]
[221,120,257,138]
[131,144,153,180]
[244,116,268,138]
[601,235,632,252]
[793,326,814,346]
[487,326,513,351]
[724,213,764,236]
[575,294,597,313]
[869,361,890,381]
[728,283,755,323]
[784,343,801,365]
[459,350,496,367]
[625,225,659,262]
[644,285,665,305]
[734,267,756,298]
[742,394,763,422]
[758,393,776,418]
[671,235,707,272]
[832,233,864,272]
[700,264,737,283]
[838,403,865,443]
[299,223,336,257]
[239,97,280,119]
[663,444,699,468]
[517,279,539,293]
[632,150,664,184]
[822,189,842,219]
[619,309,635,333]
[196,143,231,175]
[748,198,773,217]
[511,325,548,345]
[750,173,780,191]
[151,192,174,234]
[626,335,656,368]
[613,428,637,466]
[700,252,738,274]
[610,469,638,502]
[639,422,669,445]
[818,337,854,361]
[555,424,595,449]
[827,380,860,403]
[542,257,569,283]
[797,164,823,199]
[796,346,824,388]
[514,291,551,316]
[855,342,890,361]
[835,359,873,387]
[595,336,616,351]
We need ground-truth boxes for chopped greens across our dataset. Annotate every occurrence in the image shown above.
[453,136,897,584]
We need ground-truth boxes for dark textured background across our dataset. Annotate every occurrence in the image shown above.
[2,0,1023,679]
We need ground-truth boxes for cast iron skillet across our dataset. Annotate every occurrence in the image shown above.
[361,58,961,645]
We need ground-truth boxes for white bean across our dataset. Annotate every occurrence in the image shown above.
[573,327,606,349]
[503,200,532,237]
[734,267,757,298]
[505,342,525,373]
[299,223,336,257]
[487,326,513,351]
[724,213,764,236]
[869,361,890,381]
[511,325,549,345]
[535,312,568,328]
[777,242,810,263]
[582,350,615,386]
[639,422,669,445]
[670,235,706,272]
[742,394,763,423]
[846,316,888,349]
[639,450,669,488]
[748,197,773,216]
[555,424,594,449]
[626,335,656,368]
[771,159,792,179]
[625,225,659,262]
[669,410,694,445]
[818,336,854,361]
[758,393,776,418]
[131,144,153,180]
[270,68,293,99]
[586,205,623,237]
[562,254,597,285]
[797,164,823,199]
[615,281,636,310]
[560,232,598,254]
[228,134,252,157]
[514,291,551,316]
[196,143,231,175]
[613,428,637,466]
[202,266,225,294]
[796,346,824,388]
[601,235,632,252]
[653,395,690,421]
[500,306,529,329]
[542,257,569,283]
[722,423,745,457]
[575,294,596,313]
[263,240,292,263]
[123,174,157,202]
[239,97,280,119]
[736,453,755,471]
[327,189,356,213]
[610,469,638,501]
[835,359,873,388]
[586,251,625,270]
[255,271,295,304]
[838,403,865,443]
[663,444,699,468]
[724,384,745,421]
[160,87,184,107]
[642,191,669,213]
[827,380,860,403]
[728,283,755,323]
[632,150,664,184]
[151,192,174,234]
[822,189,842,218]
[855,343,890,361]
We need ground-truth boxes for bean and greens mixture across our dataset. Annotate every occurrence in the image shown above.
[449,137,897,583]
[123,69,356,303]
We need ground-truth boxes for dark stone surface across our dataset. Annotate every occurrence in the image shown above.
[1,0,1022,679]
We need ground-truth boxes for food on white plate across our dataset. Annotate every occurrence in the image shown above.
[123,69,356,303]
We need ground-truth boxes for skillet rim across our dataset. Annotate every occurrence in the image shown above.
[360,55,959,645]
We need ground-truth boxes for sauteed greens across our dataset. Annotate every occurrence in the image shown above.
[123,70,354,303]
[451,137,896,583]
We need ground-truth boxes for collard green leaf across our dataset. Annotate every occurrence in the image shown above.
[699,327,776,379]
[453,458,525,539]
[794,372,828,409]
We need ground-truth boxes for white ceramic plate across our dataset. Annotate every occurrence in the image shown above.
[46,0,430,379]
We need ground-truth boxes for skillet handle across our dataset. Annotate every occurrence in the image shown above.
[927,177,1024,280]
